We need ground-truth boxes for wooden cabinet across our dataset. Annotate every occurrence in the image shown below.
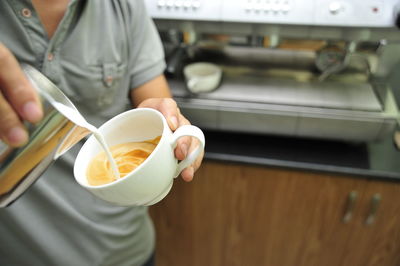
[149,161,400,266]
[341,180,400,266]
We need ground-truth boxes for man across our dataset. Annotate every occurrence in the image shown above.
[0,0,203,265]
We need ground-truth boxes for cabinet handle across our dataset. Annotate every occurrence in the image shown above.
[365,194,381,225]
[343,191,358,223]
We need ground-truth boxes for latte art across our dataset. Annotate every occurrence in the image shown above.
[87,136,161,186]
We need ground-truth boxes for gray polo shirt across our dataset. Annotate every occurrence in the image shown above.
[0,0,166,265]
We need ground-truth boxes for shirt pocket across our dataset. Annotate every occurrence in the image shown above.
[62,62,127,111]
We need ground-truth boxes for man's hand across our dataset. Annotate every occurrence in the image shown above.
[0,43,43,147]
[131,74,204,181]
[137,98,204,182]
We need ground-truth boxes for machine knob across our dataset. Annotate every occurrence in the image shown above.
[183,1,191,9]
[157,0,166,8]
[192,1,201,9]
[174,0,183,8]
[166,0,174,8]
[329,2,342,15]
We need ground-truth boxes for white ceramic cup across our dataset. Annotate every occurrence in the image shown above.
[73,108,205,206]
[183,62,222,93]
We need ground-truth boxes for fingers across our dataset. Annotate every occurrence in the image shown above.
[158,99,179,131]
[0,43,43,146]
[0,91,28,146]
[180,167,195,182]
[137,97,204,182]
[0,43,42,123]
[138,98,180,131]
[180,145,204,182]
[175,112,204,182]
[174,112,192,161]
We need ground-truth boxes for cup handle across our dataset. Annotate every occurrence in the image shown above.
[187,78,199,92]
[170,125,205,178]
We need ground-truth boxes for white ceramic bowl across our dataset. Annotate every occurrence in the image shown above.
[183,62,222,93]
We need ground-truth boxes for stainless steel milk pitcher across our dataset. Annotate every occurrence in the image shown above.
[0,65,90,207]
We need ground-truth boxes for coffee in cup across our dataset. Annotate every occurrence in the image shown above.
[86,136,161,186]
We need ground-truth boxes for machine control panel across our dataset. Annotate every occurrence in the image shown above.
[144,0,399,27]
[221,0,314,25]
[147,0,222,20]
[243,0,292,13]
[156,0,201,10]
[314,0,390,27]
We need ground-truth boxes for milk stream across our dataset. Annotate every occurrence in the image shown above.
[92,130,121,181]
[52,102,121,180]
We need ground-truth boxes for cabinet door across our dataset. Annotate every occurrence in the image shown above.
[341,179,400,266]
[150,161,364,266]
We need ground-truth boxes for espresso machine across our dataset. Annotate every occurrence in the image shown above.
[145,0,400,142]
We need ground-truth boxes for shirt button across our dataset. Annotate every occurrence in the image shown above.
[47,53,54,61]
[21,8,32,18]
[105,76,114,86]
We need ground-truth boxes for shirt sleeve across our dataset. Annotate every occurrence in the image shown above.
[127,0,166,89]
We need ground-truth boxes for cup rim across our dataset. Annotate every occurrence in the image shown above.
[73,108,167,190]
[183,62,222,76]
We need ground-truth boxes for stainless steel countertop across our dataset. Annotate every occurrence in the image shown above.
[170,67,381,112]
[167,69,400,180]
